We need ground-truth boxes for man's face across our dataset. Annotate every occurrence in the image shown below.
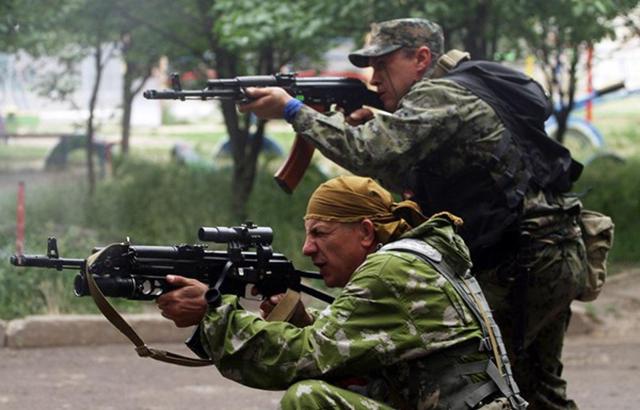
[302,219,370,288]
[369,47,430,111]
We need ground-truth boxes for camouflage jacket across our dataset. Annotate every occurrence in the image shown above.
[291,77,505,196]
[198,216,493,408]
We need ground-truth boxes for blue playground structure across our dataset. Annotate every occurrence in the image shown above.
[545,82,636,165]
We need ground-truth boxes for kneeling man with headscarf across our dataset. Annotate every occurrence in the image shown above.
[157,176,525,410]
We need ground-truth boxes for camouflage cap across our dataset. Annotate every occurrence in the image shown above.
[349,18,444,68]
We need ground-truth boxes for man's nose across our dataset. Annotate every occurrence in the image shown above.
[302,237,316,256]
[370,71,381,86]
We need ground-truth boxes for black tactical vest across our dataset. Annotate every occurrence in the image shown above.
[408,61,583,266]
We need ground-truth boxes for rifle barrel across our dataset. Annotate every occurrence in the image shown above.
[10,254,85,271]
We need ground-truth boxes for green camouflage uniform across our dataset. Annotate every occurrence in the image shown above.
[290,78,587,409]
[197,216,512,409]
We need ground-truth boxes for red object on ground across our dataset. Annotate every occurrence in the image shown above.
[16,181,25,255]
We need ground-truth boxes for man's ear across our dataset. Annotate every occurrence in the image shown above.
[415,46,432,76]
[359,219,377,248]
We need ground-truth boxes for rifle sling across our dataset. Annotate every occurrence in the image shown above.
[265,288,301,322]
[85,247,214,367]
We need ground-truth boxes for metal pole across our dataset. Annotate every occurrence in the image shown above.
[586,46,594,122]
[16,181,25,254]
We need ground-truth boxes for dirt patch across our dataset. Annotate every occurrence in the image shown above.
[563,268,640,410]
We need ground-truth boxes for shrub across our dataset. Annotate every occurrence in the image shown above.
[574,157,640,264]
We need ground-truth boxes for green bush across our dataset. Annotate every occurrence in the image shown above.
[574,157,640,265]
[3,153,637,319]
[0,158,327,319]
[0,226,142,319]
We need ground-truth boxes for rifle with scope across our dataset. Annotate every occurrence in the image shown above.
[11,223,332,366]
[143,73,383,193]
[10,223,333,304]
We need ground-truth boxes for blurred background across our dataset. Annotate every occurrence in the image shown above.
[1,0,639,319]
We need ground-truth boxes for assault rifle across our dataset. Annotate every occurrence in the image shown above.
[143,73,383,193]
[10,223,333,304]
[10,223,333,366]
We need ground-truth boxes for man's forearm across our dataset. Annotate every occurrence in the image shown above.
[291,106,408,192]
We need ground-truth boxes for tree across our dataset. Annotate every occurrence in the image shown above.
[52,0,121,194]
[328,0,638,144]
[111,0,348,219]
[117,23,166,155]
[3,0,121,194]
[514,0,639,143]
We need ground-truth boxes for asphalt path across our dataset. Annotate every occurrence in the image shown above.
[1,271,638,410]
[0,334,638,410]
[0,343,283,410]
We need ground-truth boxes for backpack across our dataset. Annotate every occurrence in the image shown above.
[441,52,583,193]
[411,51,584,258]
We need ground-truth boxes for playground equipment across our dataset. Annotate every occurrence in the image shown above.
[545,82,631,165]
[44,134,115,177]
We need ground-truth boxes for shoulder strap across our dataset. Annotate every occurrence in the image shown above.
[432,49,471,79]
[379,239,528,409]
[443,59,582,192]
[85,245,214,367]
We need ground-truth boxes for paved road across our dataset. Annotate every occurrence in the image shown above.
[2,270,638,410]
[0,335,638,410]
[0,343,283,410]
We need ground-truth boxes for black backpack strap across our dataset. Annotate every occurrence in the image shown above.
[444,60,582,191]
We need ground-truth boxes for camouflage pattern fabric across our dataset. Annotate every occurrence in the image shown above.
[280,379,512,410]
[290,77,586,408]
[292,78,505,197]
[198,216,510,409]
[475,191,587,410]
[349,18,444,68]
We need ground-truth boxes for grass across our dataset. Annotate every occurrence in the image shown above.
[1,98,638,319]
[574,157,640,264]
[576,94,640,157]
[0,154,327,319]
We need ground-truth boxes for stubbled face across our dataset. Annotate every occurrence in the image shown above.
[369,48,430,111]
[302,219,370,288]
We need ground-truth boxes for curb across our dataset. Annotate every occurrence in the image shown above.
[0,319,5,347]
[0,302,600,348]
[3,314,194,349]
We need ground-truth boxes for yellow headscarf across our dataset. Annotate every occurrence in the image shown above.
[304,176,427,243]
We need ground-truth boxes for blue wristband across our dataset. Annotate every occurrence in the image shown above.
[283,98,303,123]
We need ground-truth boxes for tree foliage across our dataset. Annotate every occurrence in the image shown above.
[3,0,639,216]
[512,0,639,143]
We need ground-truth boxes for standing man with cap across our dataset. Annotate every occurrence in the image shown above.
[239,18,588,410]
[158,175,525,409]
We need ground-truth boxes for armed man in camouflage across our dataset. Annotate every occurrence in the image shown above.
[157,175,525,409]
[239,18,589,410]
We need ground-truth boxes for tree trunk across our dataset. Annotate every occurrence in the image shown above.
[550,46,579,145]
[86,43,104,196]
[215,51,265,222]
[121,60,134,155]
[463,1,491,60]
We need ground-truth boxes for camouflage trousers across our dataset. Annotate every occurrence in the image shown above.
[279,379,513,410]
[279,380,393,410]
[475,228,587,410]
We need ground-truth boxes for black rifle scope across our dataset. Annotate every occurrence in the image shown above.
[198,225,273,246]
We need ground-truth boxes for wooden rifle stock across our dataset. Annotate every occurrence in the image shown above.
[274,104,325,193]
[274,135,315,193]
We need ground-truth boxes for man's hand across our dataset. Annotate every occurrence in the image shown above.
[257,291,314,327]
[345,107,374,126]
[237,87,294,119]
[156,275,208,328]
